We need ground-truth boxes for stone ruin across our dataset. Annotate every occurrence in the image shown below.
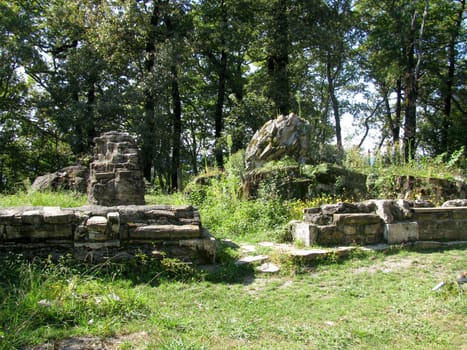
[88,131,145,206]
[292,199,467,247]
[0,131,216,263]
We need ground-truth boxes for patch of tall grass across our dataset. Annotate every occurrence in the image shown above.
[0,190,87,208]
[0,252,203,349]
[345,145,466,181]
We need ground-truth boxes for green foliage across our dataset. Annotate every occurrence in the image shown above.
[187,153,293,242]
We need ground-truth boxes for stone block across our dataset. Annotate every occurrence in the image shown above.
[315,225,344,246]
[86,216,108,232]
[365,223,384,235]
[292,222,318,247]
[174,206,196,219]
[5,224,73,240]
[288,248,329,262]
[0,208,20,224]
[385,222,419,244]
[43,207,74,224]
[334,213,382,225]
[22,209,43,225]
[88,231,109,241]
[451,208,467,220]
[343,225,357,235]
[131,224,201,240]
[107,212,120,233]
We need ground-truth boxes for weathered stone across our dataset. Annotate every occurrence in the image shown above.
[5,224,73,240]
[343,225,357,235]
[86,216,108,231]
[88,131,145,206]
[0,208,18,224]
[322,202,373,216]
[245,113,311,170]
[315,225,343,246]
[31,165,89,193]
[22,209,43,225]
[292,222,318,247]
[334,213,382,225]
[107,212,120,233]
[42,207,74,224]
[365,200,412,224]
[333,246,357,257]
[442,199,467,207]
[131,224,200,240]
[289,248,328,262]
[385,222,419,244]
[235,255,269,265]
[257,262,280,273]
[0,205,214,264]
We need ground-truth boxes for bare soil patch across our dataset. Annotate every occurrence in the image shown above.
[27,332,149,350]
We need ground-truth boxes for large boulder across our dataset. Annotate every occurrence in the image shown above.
[31,165,89,193]
[245,113,311,171]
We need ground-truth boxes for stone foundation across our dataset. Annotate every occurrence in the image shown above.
[0,205,216,264]
[292,200,467,247]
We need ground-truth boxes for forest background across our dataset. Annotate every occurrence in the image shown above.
[1,0,466,193]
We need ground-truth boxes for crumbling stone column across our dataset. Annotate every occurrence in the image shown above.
[88,131,145,206]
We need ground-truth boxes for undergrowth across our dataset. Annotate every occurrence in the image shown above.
[345,145,466,181]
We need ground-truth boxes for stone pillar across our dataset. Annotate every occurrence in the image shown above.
[88,131,145,206]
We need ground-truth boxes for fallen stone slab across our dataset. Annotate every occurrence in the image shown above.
[257,262,280,273]
[288,248,329,262]
[235,255,269,265]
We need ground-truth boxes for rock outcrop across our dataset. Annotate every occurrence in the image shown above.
[245,113,311,171]
[87,131,145,206]
[31,165,89,193]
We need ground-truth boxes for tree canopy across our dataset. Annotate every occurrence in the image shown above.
[1,0,465,192]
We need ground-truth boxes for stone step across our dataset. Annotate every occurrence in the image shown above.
[235,255,269,265]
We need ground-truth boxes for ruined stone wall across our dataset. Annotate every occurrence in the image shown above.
[88,131,145,206]
[0,205,215,263]
[293,200,467,247]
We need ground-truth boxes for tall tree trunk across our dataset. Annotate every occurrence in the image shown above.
[267,0,290,115]
[141,1,160,182]
[214,49,228,168]
[170,65,182,191]
[85,85,95,152]
[441,0,465,153]
[403,1,428,162]
[403,25,417,161]
[326,57,342,152]
[394,79,402,144]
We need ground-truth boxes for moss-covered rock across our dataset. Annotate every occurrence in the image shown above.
[242,162,367,200]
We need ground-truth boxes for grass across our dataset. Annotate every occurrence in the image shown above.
[345,146,466,181]
[0,247,465,349]
[0,190,87,208]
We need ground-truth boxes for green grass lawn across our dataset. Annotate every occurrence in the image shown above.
[1,247,465,349]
